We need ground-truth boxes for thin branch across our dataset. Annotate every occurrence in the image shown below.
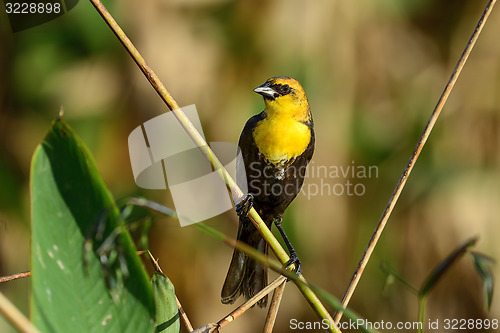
[176,297,194,333]
[217,276,287,329]
[0,291,40,333]
[334,0,497,323]
[0,271,31,283]
[88,0,335,329]
[262,280,287,333]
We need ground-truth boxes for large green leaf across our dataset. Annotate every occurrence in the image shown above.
[30,117,155,332]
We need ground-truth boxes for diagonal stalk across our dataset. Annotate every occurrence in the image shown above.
[262,280,287,333]
[0,291,40,333]
[334,0,497,323]
[88,0,336,330]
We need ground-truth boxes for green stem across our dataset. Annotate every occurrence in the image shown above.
[417,295,427,333]
[88,1,336,330]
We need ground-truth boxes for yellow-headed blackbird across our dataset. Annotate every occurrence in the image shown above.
[221,76,315,307]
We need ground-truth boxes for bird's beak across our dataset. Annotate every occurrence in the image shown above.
[254,82,277,99]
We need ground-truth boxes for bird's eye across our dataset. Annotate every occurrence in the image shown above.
[274,84,291,96]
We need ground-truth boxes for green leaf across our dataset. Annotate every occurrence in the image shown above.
[419,237,478,297]
[30,117,155,332]
[380,261,418,295]
[471,252,495,310]
[152,272,180,333]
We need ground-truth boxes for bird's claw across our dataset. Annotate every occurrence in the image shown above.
[236,194,254,217]
[284,252,302,280]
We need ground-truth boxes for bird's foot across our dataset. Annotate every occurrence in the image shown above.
[236,194,254,218]
[284,251,302,279]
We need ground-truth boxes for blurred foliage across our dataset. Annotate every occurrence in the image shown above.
[1,1,499,332]
[382,237,494,332]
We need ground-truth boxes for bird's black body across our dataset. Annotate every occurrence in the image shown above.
[221,77,314,307]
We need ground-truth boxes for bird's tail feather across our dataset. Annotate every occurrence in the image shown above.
[221,217,268,308]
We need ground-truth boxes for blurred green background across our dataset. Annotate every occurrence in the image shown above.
[1,0,499,332]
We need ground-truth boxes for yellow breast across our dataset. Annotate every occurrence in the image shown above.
[253,116,311,165]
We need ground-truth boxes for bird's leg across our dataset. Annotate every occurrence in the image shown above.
[235,193,254,217]
[274,218,302,277]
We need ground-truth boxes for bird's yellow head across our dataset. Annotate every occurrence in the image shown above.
[254,76,311,122]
